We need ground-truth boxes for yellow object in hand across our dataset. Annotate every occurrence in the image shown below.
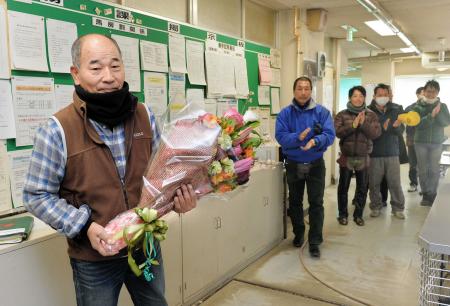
[398,111,421,126]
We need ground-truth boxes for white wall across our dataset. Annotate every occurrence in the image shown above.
[245,0,275,46]
[361,60,394,86]
[278,9,297,109]
[123,0,188,23]
[198,0,242,37]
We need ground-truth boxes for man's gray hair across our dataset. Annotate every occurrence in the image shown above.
[71,34,122,68]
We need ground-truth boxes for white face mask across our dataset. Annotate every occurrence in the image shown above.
[425,97,438,104]
[375,97,389,106]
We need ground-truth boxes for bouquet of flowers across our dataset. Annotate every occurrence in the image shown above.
[103,103,262,280]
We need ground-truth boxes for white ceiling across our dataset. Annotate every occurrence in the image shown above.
[254,0,450,59]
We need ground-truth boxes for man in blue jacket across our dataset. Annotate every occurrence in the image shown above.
[275,76,335,258]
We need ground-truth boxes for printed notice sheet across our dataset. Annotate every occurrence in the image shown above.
[258,85,270,106]
[0,80,16,139]
[112,34,141,92]
[168,34,187,74]
[204,98,217,115]
[0,6,10,79]
[11,76,55,147]
[270,48,281,68]
[271,68,281,87]
[7,149,32,208]
[8,11,48,72]
[0,140,12,212]
[258,54,271,86]
[169,71,186,104]
[143,72,167,117]
[54,84,74,111]
[140,40,168,73]
[186,40,206,85]
[271,87,281,114]
[233,53,249,98]
[46,19,77,73]
[186,88,204,105]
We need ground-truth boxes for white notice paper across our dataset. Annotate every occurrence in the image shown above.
[259,108,271,137]
[270,48,281,68]
[0,80,16,139]
[205,51,223,98]
[54,84,74,111]
[217,99,237,117]
[46,19,78,73]
[258,85,270,106]
[168,34,187,74]
[204,98,217,115]
[221,53,236,97]
[234,56,249,98]
[11,76,55,147]
[186,88,204,106]
[112,35,141,92]
[140,40,168,73]
[7,149,32,208]
[0,6,10,79]
[143,72,167,117]
[186,40,206,85]
[8,11,48,72]
[0,140,12,212]
[271,87,281,114]
[271,68,281,87]
[169,71,186,104]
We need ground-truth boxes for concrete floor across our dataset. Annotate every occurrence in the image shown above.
[201,165,430,306]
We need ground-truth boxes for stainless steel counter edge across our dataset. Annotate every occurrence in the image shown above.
[418,175,450,255]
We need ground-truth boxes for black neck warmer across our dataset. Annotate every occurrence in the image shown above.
[75,82,137,128]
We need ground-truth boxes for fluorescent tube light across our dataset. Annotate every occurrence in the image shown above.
[400,47,414,53]
[356,0,377,12]
[397,31,413,47]
[364,20,396,36]
[361,38,381,49]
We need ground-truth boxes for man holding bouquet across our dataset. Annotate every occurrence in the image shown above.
[275,76,335,259]
[23,34,197,306]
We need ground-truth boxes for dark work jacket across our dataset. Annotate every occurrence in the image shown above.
[368,101,405,157]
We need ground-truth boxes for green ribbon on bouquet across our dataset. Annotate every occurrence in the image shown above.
[123,207,168,281]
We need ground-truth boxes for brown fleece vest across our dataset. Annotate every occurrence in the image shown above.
[55,94,152,261]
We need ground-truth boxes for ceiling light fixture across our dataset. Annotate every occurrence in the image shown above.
[356,0,421,54]
[361,38,381,50]
[400,47,414,53]
[364,20,395,36]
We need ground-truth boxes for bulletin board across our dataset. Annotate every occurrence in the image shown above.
[0,0,279,211]
[6,0,271,134]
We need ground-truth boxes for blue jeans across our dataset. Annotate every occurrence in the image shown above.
[70,242,166,306]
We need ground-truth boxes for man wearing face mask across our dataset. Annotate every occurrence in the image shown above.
[23,34,197,306]
[368,83,406,219]
[413,80,450,206]
[404,87,425,193]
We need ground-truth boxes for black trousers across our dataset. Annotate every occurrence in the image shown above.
[286,158,325,246]
[338,167,368,219]
[408,144,418,186]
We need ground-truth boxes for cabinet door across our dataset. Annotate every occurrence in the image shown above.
[181,197,220,299]
[264,165,284,244]
[217,188,251,275]
[160,212,183,306]
[240,170,270,257]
